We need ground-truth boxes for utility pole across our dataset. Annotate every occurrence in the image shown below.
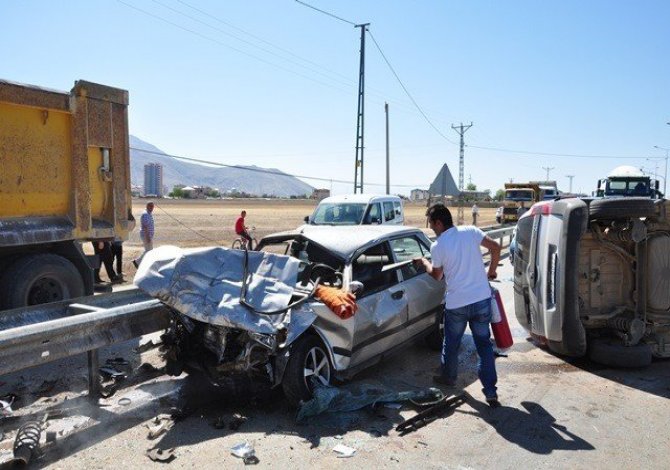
[353,23,370,194]
[385,102,390,195]
[542,166,555,181]
[451,122,473,225]
[565,175,574,193]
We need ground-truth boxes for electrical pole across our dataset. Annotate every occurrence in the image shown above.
[565,175,574,193]
[353,23,370,194]
[542,166,555,181]
[451,122,473,225]
[385,102,390,195]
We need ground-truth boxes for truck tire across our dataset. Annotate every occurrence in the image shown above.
[588,338,652,368]
[589,198,656,220]
[0,254,85,309]
[281,334,332,407]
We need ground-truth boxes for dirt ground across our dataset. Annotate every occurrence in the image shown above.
[97,199,499,284]
[1,262,668,469]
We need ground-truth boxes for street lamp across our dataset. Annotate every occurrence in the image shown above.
[653,146,669,196]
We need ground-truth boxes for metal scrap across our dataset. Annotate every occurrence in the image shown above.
[229,413,248,431]
[395,393,467,434]
[13,420,43,465]
[146,415,173,440]
[231,442,259,465]
[146,447,176,463]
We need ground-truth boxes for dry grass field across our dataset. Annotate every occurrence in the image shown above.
[105,199,498,282]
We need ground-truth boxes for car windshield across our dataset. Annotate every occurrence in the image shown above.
[311,203,367,225]
[505,190,534,201]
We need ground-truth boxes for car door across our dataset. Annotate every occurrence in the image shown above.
[389,235,445,340]
[349,241,407,367]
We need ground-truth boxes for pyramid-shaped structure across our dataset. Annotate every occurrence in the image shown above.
[429,163,460,197]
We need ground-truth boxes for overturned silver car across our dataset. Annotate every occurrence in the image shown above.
[135,226,444,404]
[513,197,670,367]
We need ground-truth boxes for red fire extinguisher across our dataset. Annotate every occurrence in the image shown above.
[490,286,514,349]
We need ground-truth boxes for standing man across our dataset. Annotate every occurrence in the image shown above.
[134,201,155,268]
[471,203,479,226]
[111,239,124,280]
[234,210,253,249]
[414,204,502,406]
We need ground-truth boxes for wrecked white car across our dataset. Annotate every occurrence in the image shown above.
[135,226,444,405]
[513,197,670,367]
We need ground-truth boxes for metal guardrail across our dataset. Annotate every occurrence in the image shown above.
[0,289,170,396]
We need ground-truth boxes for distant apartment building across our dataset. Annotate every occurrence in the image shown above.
[410,188,430,201]
[143,163,163,197]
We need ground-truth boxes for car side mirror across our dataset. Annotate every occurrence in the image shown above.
[349,281,364,295]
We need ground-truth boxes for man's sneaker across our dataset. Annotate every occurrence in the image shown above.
[432,375,456,386]
[486,396,501,408]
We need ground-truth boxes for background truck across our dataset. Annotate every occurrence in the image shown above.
[0,79,134,310]
[501,181,558,223]
[596,165,662,199]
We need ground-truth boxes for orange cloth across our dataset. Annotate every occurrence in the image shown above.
[315,285,358,320]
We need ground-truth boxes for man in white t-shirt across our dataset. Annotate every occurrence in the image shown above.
[471,203,479,226]
[414,203,502,406]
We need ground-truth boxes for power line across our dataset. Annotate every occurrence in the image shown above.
[466,144,639,159]
[368,31,457,146]
[130,147,430,188]
[153,203,221,243]
[294,0,357,26]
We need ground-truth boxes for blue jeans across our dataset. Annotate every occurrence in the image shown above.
[442,298,498,399]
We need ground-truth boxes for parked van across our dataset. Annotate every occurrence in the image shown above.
[306,194,404,226]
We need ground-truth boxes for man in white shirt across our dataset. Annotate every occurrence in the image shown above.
[471,203,479,226]
[415,203,501,406]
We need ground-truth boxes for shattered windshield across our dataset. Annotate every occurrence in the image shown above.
[311,203,366,225]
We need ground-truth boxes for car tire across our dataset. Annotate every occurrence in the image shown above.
[0,254,84,309]
[424,314,444,351]
[588,338,652,368]
[282,335,332,407]
[589,198,656,220]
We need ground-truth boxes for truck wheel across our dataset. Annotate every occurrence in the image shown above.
[281,335,332,407]
[0,254,84,309]
[589,198,656,220]
[588,338,652,368]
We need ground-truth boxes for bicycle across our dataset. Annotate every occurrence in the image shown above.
[231,226,257,251]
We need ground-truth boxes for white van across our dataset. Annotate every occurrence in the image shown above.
[306,194,404,226]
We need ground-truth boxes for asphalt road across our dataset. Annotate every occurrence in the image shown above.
[1,261,668,469]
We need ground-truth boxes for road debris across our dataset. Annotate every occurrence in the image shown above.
[396,393,467,434]
[231,442,259,465]
[229,413,248,431]
[212,416,227,429]
[13,420,43,465]
[332,444,356,458]
[297,383,443,422]
[146,447,176,463]
[146,415,173,440]
[0,400,12,418]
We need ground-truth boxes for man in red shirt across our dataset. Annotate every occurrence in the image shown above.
[235,210,253,249]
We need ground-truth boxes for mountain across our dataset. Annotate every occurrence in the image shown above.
[129,135,314,197]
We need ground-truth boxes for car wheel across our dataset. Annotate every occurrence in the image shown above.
[282,335,332,406]
[0,254,84,309]
[589,198,656,220]
[588,338,652,368]
[424,313,444,351]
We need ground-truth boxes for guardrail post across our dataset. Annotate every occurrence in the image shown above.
[87,349,100,398]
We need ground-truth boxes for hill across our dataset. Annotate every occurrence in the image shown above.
[129,136,314,197]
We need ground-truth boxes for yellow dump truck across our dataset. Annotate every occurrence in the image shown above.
[0,79,134,310]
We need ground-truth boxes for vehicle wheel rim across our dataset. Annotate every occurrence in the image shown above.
[28,277,65,305]
[303,346,330,388]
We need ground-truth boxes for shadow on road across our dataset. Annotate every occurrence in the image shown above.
[460,395,595,454]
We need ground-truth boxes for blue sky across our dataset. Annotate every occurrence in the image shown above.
[3,0,669,196]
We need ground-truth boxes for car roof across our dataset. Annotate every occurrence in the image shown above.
[260,225,423,261]
[319,193,400,204]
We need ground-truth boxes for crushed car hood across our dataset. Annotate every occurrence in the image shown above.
[134,246,316,335]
